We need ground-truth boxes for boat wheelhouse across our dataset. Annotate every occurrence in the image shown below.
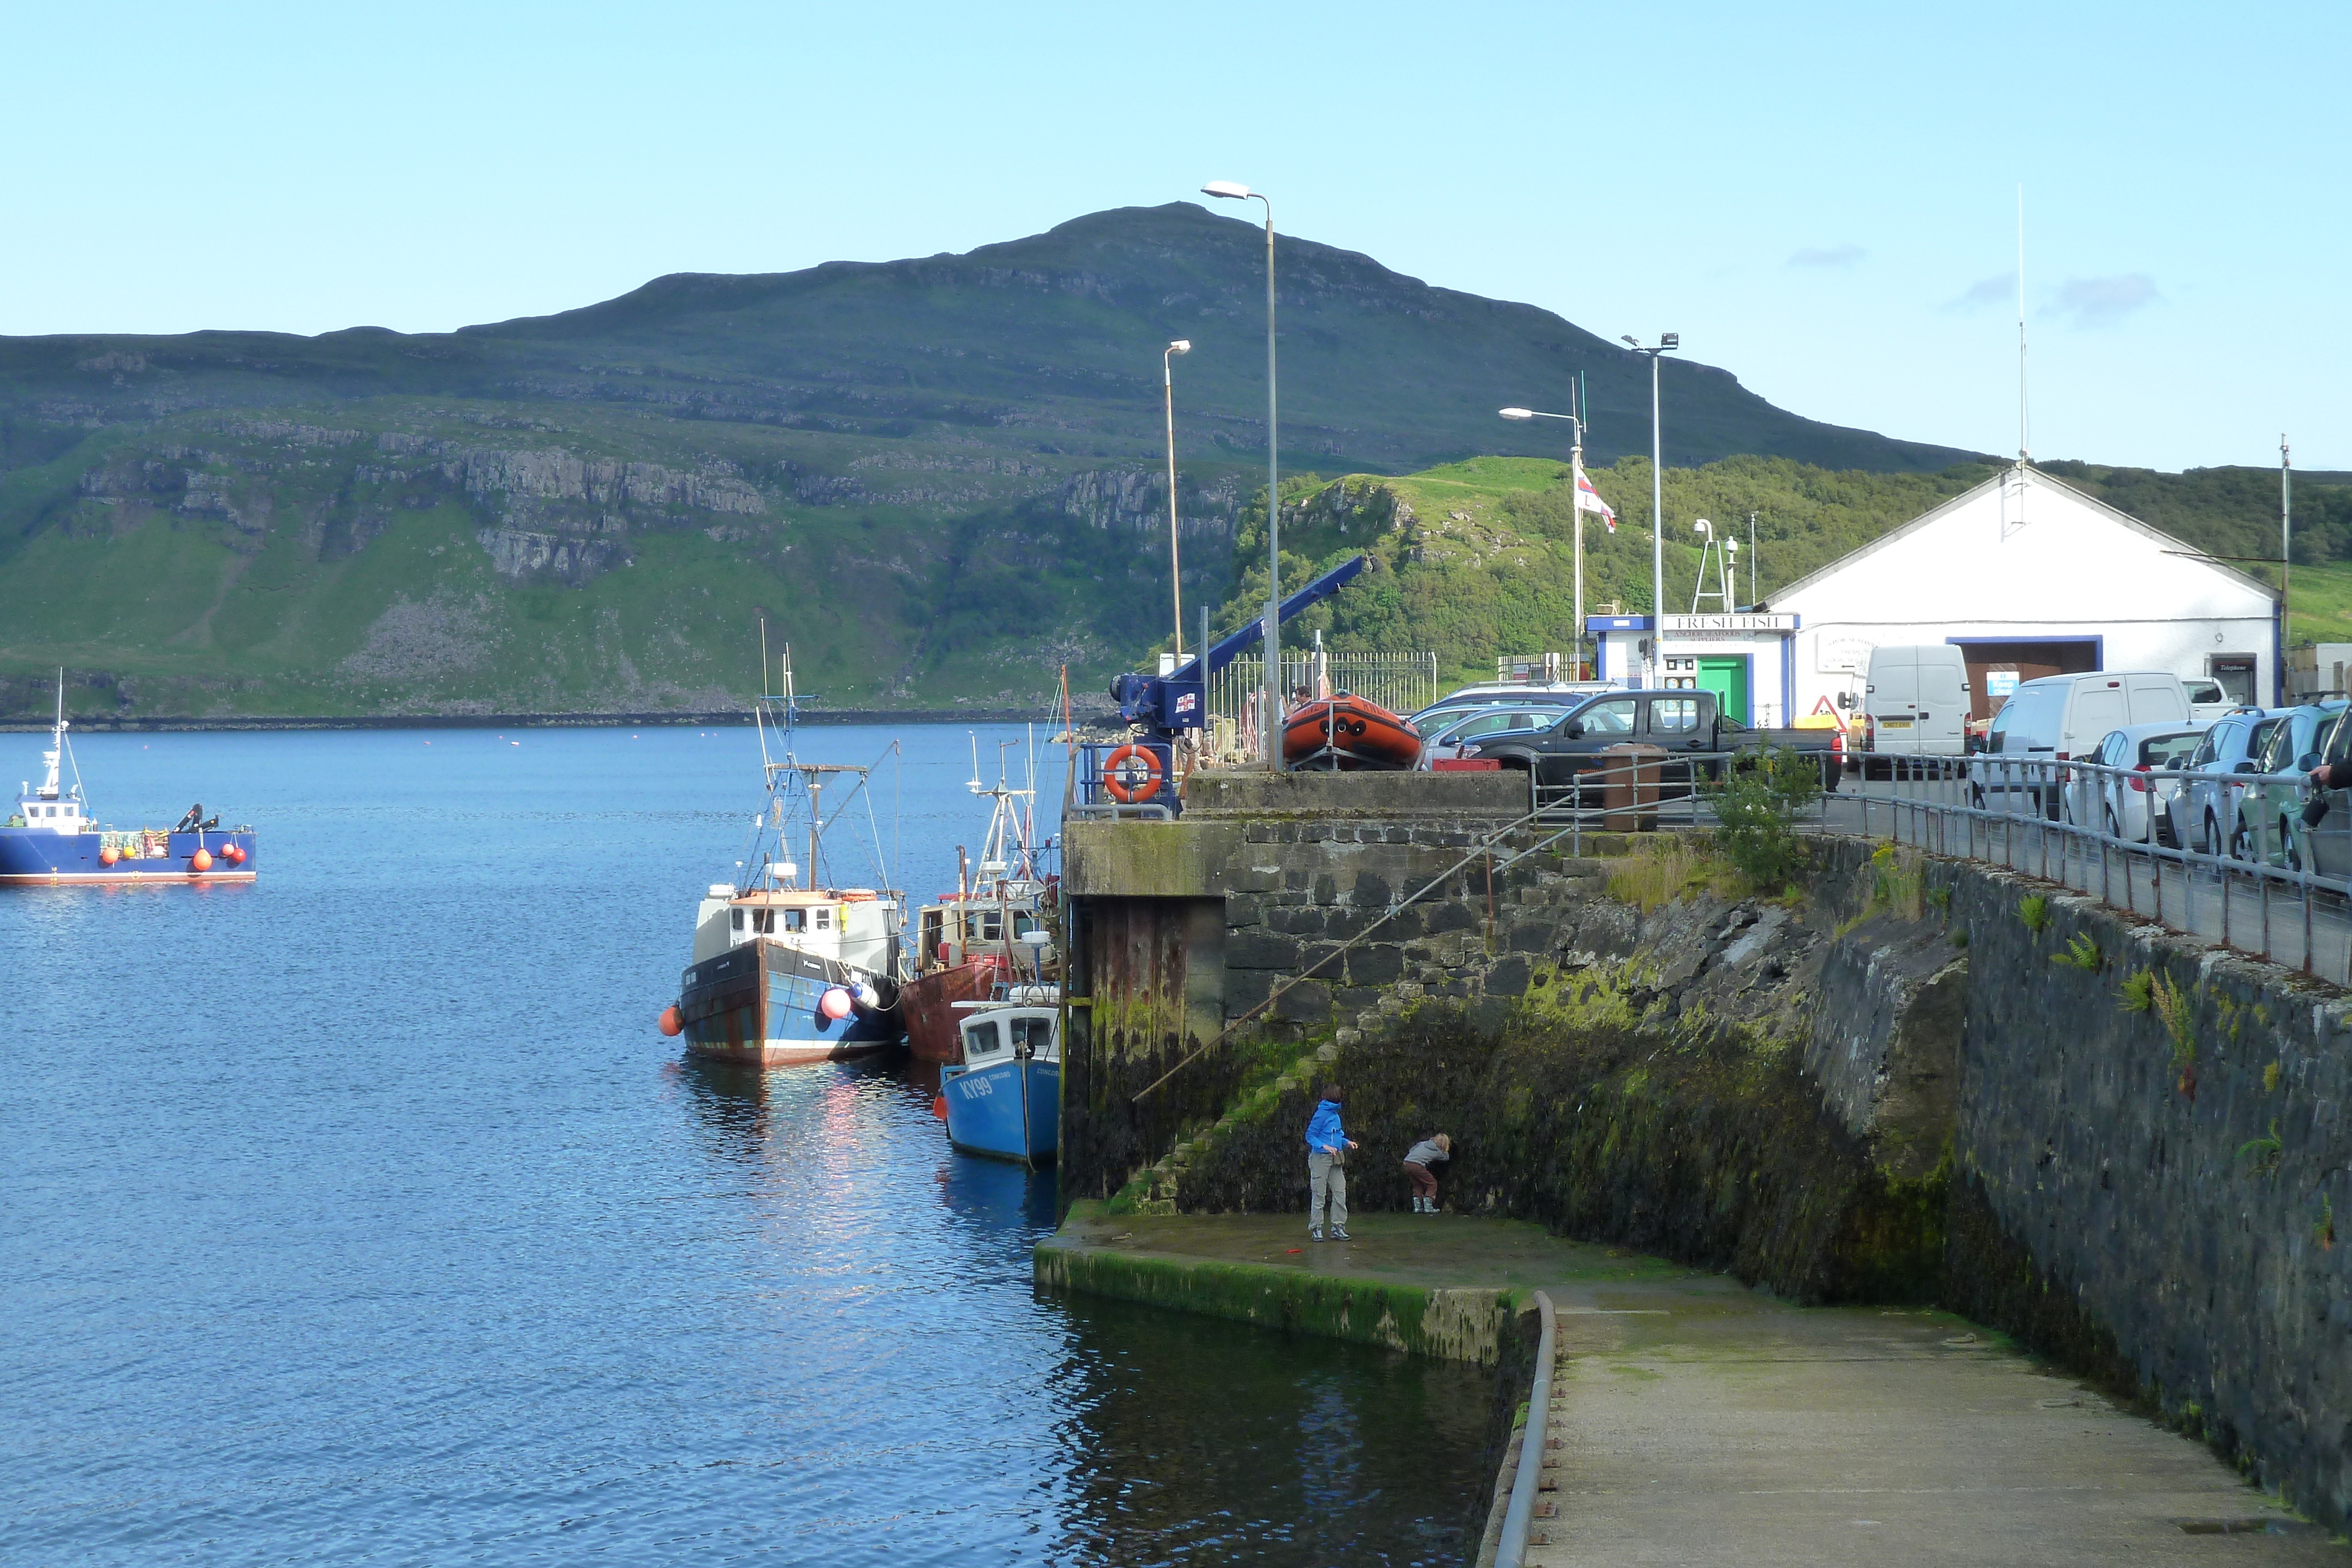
[938,1005,1059,1164]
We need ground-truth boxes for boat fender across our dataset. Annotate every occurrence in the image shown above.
[99,846,119,866]
[189,848,213,872]
[932,1095,948,1121]
[658,1004,683,1037]
[853,982,881,1011]
[226,844,247,864]
[1102,743,1163,804]
[818,987,854,1021]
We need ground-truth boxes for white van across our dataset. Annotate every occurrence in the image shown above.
[1859,645,1970,768]
[1977,671,2195,816]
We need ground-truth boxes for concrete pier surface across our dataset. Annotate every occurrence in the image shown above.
[1513,1278,2342,1566]
[1036,1212,2343,1561]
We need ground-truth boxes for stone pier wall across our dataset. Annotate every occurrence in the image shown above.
[1063,783,2352,1530]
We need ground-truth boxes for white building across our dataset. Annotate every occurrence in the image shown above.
[1588,465,2280,727]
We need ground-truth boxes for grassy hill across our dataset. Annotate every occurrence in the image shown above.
[1195,456,2352,690]
[0,204,1981,721]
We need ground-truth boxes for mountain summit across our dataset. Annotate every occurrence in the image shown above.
[0,205,1977,720]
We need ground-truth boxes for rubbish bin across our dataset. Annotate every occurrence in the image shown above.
[1599,743,1666,831]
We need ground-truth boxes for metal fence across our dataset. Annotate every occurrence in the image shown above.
[1512,748,2352,984]
[1204,652,1438,764]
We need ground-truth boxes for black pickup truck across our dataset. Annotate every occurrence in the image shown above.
[1458,688,1840,793]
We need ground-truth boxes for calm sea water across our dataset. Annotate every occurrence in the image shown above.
[1,724,1492,1566]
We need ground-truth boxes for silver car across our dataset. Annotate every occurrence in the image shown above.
[1411,698,1586,768]
[2060,723,2207,842]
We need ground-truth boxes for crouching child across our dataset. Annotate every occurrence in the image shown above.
[1402,1133,1451,1214]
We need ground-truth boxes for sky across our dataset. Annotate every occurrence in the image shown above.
[2,1,2344,472]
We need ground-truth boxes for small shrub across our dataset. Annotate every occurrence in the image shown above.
[1927,886,1953,913]
[2050,932,2102,972]
[2237,1119,2284,1177]
[1868,844,1926,921]
[1604,834,1740,912]
[2146,971,2199,1096]
[1953,927,1969,950]
[1704,747,1823,893]
[2263,1060,2282,1094]
[2118,969,2156,1012]
[2018,894,2051,934]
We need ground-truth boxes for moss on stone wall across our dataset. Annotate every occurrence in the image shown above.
[1175,989,1946,1305]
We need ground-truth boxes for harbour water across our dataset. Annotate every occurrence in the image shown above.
[0,725,1493,1566]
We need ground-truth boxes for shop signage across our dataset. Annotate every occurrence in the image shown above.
[1661,613,1797,634]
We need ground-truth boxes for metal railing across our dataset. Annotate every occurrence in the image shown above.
[1207,652,1439,763]
[1508,744,2352,982]
[1494,1291,1559,1568]
[1850,754,2352,982]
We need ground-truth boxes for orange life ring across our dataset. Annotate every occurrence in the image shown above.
[1102,744,1163,803]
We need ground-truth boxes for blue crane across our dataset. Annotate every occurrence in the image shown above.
[1107,554,1369,740]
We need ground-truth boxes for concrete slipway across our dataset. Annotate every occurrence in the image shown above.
[1037,1211,2344,1564]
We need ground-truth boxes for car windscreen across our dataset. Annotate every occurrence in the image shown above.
[2137,734,2204,770]
[1988,689,2053,751]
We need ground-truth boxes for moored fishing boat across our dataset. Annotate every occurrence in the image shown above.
[1,674,258,886]
[659,647,905,1066]
[937,1004,1059,1164]
[1282,691,1421,771]
[902,735,1059,1064]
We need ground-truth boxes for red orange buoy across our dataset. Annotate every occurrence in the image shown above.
[99,846,119,865]
[230,844,248,864]
[932,1096,948,1121]
[190,848,213,872]
[818,987,853,1021]
[658,1005,683,1037]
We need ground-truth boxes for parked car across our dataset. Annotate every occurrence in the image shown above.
[1975,671,2194,817]
[2264,703,2352,873]
[1402,691,1590,766]
[1460,688,1840,795]
[1856,644,1970,774]
[2167,707,2280,854]
[1416,701,1592,767]
[2060,723,2208,842]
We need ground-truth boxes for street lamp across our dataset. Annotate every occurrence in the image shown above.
[1621,333,1679,681]
[1204,179,1281,763]
[1499,403,1595,676]
[1164,339,1191,659]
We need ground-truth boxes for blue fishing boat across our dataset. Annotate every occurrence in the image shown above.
[2,674,257,887]
[939,1005,1058,1164]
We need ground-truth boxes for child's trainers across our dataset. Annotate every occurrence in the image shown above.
[1329,1226,1351,1241]
[1309,1227,1325,1243]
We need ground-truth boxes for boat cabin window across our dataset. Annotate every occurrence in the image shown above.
[966,911,1003,942]
[731,908,746,931]
[784,909,806,932]
[1011,1016,1054,1058]
[751,908,776,935]
[815,908,831,931]
[964,1019,1004,1060]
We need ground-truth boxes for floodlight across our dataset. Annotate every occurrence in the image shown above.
[1498,407,1534,420]
[1661,333,1680,349]
[1168,340,1191,354]
[1202,181,1251,200]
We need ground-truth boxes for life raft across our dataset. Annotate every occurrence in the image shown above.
[1282,693,1422,772]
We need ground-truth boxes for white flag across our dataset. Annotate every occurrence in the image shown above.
[1573,457,1618,533]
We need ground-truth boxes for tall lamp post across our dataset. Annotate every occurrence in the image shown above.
[1499,403,1590,674]
[1163,339,1192,658]
[1621,333,1679,681]
[1204,179,1279,763]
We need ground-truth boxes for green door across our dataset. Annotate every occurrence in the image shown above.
[1697,656,1751,726]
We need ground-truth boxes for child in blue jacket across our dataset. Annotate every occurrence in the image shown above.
[1305,1085,1358,1241]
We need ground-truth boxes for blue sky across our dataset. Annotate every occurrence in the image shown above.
[2,1,2343,470]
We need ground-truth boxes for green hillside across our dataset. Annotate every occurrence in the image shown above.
[1195,456,2352,690]
[0,204,1979,721]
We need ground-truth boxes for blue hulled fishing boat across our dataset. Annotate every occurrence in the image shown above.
[1,675,257,887]
[659,646,904,1066]
[939,1005,1058,1164]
